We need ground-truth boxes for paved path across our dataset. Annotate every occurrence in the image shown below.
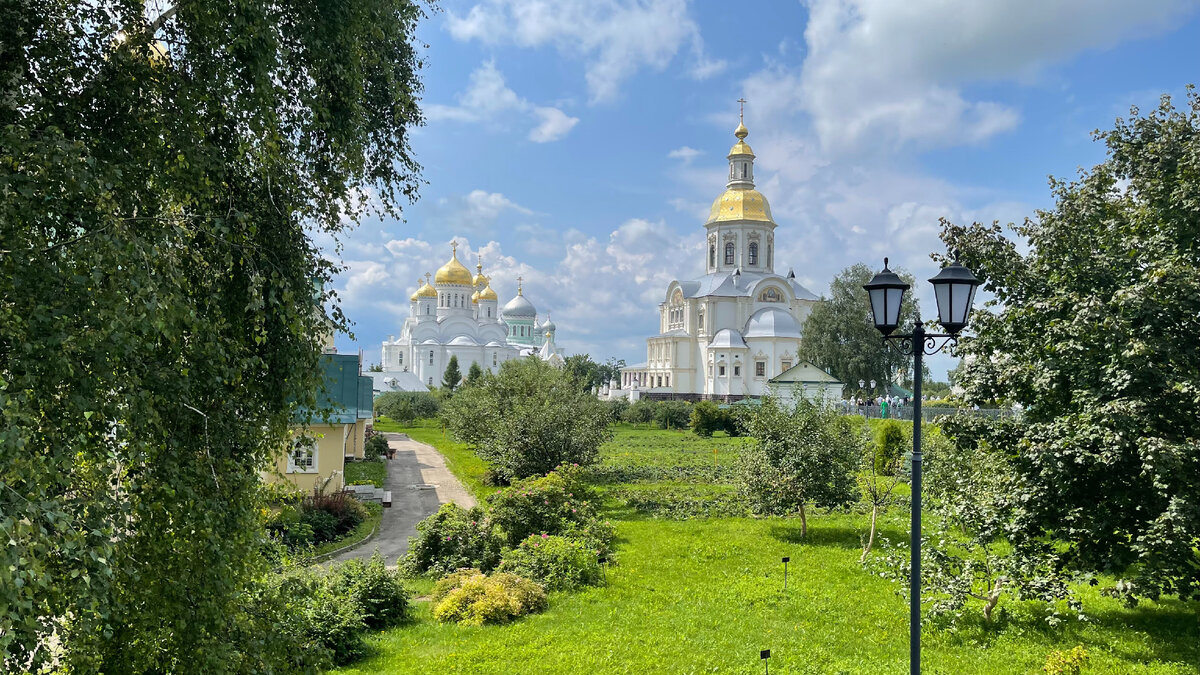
[332,432,475,567]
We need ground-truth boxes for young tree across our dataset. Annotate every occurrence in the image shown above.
[0,1,427,670]
[859,428,902,563]
[442,358,612,480]
[442,355,462,392]
[735,397,861,537]
[799,264,924,396]
[940,89,1200,603]
[465,361,484,386]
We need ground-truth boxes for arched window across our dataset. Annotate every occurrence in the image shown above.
[768,244,772,267]
[398,352,404,365]
[428,350,434,364]
[741,163,747,178]
[709,245,716,267]
[698,309,704,329]
[749,242,758,265]
[724,243,734,265]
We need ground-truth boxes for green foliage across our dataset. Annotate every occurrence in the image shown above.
[402,504,503,576]
[563,354,626,391]
[601,397,631,423]
[499,535,604,591]
[487,467,613,555]
[268,491,370,552]
[375,391,441,425]
[430,571,548,626]
[0,0,427,669]
[621,398,657,425]
[653,400,693,430]
[939,89,1200,601]
[365,434,390,458]
[799,263,924,396]
[1044,646,1089,675]
[736,397,861,535]
[690,400,740,437]
[328,553,410,630]
[441,355,463,392]
[872,419,908,474]
[442,357,612,480]
[465,361,485,386]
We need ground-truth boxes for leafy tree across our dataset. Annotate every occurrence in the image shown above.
[653,400,692,430]
[938,89,1200,603]
[368,363,384,372]
[690,400,725,437]
[735,397,861,537]
[0,0,427,670]
[375,391,439,425]
[799,264,923,397]
[442,358,612,480]
[859,426,901,563]
[465,361,484,386]
[441,355,462,392]
[562,354,627,392]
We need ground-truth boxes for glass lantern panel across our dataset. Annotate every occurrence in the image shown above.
[935,281,952,325]
[885,287,904,326]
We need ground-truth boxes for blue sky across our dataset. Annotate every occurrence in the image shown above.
[328,0,1200,380]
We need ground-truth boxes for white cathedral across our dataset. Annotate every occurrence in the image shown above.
[374,243,563,392]
[616,120,821,399]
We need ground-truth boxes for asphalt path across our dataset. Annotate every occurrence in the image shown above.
[331,432,476,567]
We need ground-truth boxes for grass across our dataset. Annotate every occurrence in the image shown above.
[344,457,386,488]
[311,502,383,559]
[335,421,1199,675]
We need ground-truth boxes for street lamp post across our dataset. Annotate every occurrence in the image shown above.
[863,254,980,675]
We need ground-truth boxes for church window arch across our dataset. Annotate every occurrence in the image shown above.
[741,163,747,178]
[724,242,734,265]
[709,244,716,268]
[398,352,404,365]
[749,242,758,265]
[698,308,704,329]
[429,350,434,364]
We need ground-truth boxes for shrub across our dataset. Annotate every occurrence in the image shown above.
[301,486,369,543]
[487,466,610,551]
[873,419,907,474]
[364,433,389,458]
[302,508,340,544]
[654,400,692,430]
[690,400,726,437]
[1044,646,1089,675]
[376,390,441,424]
[431,568,485,604]
[621,399,656,425]
[266,505,316,550]
[442,357,612,481]
[603,397,630,423]
[402,503,502,575]
[430,571,547,626]
[328,552,410,629]
[499,535,603,591]
[271,566,368,666]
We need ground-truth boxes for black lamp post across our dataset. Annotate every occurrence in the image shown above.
[863,254,980,675]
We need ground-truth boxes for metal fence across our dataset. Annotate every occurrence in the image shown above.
[845,404,1019,423]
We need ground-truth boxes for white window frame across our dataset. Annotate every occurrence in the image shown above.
[287,436,319,474]
[755,361,766,378]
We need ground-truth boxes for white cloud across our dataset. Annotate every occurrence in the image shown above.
[445,0,720,103]
[428,61,579,142]
[797,0,1193,153]
[432,189,534,236]
[529,106,580,143]
[667,146,702,162]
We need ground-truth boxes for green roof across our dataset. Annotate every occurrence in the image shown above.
[296,354,368,424]
[769,362,843,385]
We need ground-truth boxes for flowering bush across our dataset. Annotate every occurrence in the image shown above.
[402,503,502,575]
[499,535,603,591]
[487,466,610,550]
[430,571,547,626]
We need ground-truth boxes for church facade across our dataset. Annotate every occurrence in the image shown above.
[376,244,562,392]
[618,121,819,399]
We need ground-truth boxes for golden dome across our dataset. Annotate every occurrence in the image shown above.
[478,282,498,302]
[707,188,774,224]
[734,121,748,139]
[728,140,754,157]
[434,245,473,285]
[415,276,437,299]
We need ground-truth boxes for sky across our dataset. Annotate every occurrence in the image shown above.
[327,0,1200,380]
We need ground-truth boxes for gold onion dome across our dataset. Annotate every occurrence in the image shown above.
[707,188,774,224]
[473,263,488,287]
[413,277,437,300]
[434,245,473,285]
[478,282,498,302]
[729,121,754,156]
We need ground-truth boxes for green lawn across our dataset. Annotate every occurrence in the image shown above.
[344,458,386,488]
[336,421,1199,674]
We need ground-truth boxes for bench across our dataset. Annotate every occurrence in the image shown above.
[382,490,392,508]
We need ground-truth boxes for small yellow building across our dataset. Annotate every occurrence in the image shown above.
[269,353,374,493]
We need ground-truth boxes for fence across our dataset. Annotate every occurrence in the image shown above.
[846,404,1019,423]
